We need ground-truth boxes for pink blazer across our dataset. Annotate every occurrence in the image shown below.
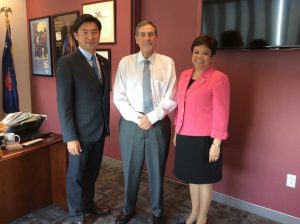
[175,67,230,139]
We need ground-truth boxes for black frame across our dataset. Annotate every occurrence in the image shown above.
[96,48,112,91]
[29,16,53,76]
[51,10,79,68]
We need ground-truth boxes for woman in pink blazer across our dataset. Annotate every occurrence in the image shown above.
[174,35,230,224]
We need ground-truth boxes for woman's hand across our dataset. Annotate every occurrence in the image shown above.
[173,133,176,146]
[209,140,221,162]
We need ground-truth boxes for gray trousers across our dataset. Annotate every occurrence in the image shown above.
[119,116,171,217]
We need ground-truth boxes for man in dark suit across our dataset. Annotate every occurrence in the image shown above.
[56,14,110,224]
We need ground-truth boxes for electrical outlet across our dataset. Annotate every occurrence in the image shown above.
[286,174,296,188]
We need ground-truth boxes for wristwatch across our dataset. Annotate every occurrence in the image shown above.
[212,143,221,148]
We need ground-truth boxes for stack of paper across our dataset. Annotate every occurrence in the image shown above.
[1,112,46,126]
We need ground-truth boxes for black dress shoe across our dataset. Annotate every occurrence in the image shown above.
[89,204,111,216]
[115,211,136,224]
[153,215,163,224]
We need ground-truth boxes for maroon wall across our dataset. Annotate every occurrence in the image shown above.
[213,49,300,217]
[27,0,300,218]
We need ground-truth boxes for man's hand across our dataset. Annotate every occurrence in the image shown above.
[67,140,82,155]
[138,115,152,130]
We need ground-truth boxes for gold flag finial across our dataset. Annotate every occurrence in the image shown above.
[0,6,13,18]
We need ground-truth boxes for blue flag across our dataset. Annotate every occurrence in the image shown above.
[2,18,19,113]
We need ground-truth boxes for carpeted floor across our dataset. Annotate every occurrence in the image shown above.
[10,163,281,224]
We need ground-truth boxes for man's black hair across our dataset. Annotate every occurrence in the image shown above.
[72,14,102,33]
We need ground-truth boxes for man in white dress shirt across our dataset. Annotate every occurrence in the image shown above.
[113,21,177,224]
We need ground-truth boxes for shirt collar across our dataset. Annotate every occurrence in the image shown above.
[78,46,94,61]
[137,51,155,64]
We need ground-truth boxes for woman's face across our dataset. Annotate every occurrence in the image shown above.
[192,44,212,70]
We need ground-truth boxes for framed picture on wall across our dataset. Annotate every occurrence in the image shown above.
[82,0,116,44]
[96,48,111,91]
[29,16,53,76]
[52,11,79,68]
[96,48,111,61]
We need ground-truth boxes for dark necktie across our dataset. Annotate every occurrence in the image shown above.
[91,55,102,84]
[143,60,153,113]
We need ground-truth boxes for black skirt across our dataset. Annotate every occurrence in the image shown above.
[173,135,222,184]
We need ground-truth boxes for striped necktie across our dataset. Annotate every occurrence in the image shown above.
[91,55,102,84]
[143,60,153,113]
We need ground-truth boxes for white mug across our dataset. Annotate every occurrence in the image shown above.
[4,133,20,144]
[0,133,5,147]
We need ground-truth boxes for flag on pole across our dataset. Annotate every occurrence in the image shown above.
[2,17,19,113]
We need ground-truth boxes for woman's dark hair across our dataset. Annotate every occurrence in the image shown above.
[72,14,102,33]
[191,34,218,56]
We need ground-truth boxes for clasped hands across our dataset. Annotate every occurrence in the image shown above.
[138,115,152,130]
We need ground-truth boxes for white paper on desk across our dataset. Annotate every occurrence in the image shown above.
[1,112,47,126]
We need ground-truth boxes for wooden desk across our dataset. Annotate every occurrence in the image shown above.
[0,134,67,223]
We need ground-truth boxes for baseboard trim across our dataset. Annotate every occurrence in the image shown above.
[213,192,300,224]
[102,157,300,224]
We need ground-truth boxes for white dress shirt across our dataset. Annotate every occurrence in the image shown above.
[113,51,177,125]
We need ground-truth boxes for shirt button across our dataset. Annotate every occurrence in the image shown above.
[181,108,184,112]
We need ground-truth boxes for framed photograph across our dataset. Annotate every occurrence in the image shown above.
[96,48,111,91]
[96,48,111,61]
[29,16,53,76]
[82,0,116,44]
[52,11,79,67]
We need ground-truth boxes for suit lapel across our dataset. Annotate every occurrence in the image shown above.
[76,50,104,96]
[185,67,214,96]
[96,54,106,94]
[180,72,193,96]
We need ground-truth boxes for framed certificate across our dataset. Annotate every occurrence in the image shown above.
[82,0,116,44]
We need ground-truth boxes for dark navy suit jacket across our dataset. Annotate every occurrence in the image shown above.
[56,50,110,143]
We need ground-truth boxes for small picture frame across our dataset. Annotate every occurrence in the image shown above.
[82,0,116,44]
[96,48,111,61]
[52,11,79,67]
[29,16,53,76]
[96,48,111,91]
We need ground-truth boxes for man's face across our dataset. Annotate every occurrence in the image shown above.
[135,24,157,58]
[74,22,100,54]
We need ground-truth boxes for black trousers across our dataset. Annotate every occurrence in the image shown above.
[66,136,105,222]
